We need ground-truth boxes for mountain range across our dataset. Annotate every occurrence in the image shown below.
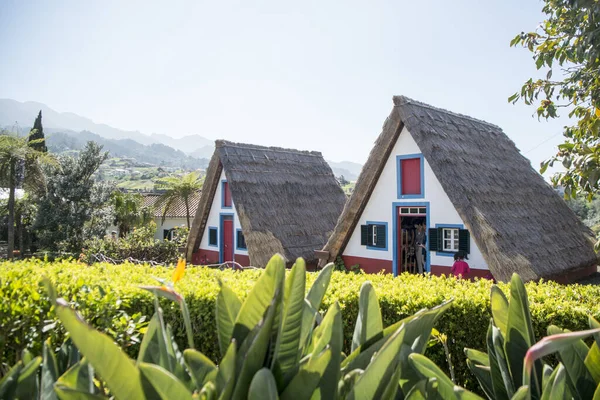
[0,98,362,178]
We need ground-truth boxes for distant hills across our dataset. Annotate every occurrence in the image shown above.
[0,98,362,177]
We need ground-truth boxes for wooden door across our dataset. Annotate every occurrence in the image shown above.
[222,219,234,263]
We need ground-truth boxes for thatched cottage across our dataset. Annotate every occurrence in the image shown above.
[186,140,347,268]
[319,96,598,283]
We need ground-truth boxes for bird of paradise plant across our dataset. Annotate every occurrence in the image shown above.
[139,258,195,349]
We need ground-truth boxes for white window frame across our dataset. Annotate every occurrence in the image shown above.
[442,228,459,252]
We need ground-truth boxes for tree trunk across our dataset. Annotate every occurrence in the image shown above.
[17,209,24,255]
[7,161,15,260]
[185,197,191,229]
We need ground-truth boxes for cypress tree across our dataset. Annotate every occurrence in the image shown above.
[28,110,47,152]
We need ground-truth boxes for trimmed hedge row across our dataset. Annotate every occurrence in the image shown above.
[1,259,600,390]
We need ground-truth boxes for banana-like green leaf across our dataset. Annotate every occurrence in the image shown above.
[232,254,285,349]
[43,278,145,400]
[408,354,483,399]
[16,356,42,399]
[489,322,513,400]
[348,321,407,400]
[338,369,364,398]
[540,364,559,400]
[0,361,22,400]
[511,386,530,400]
[183,349,217,390]
[593,384,600,400]
[232,297,278,400]
[404,378,439,400]
[541,364,553,389]
[465,348,490,367]
[343,300,452,373]
[307,302,343,400]
[57,338,81,374]
[379,356,403,399]
[137,313,169,368]
[21,349,33,365]
[216,341,237,398]
[54,386,107,400]
[548,364,569,399]
[199,381,216,400]
[272,259,306,389]
[248,368,279,400]
[352,281,383,353]
[504,274,538,392]
[139,362,193,400]
[466,360,494,399]
[280,347,332,400]
[216,282,242,357]
[42,338,60,400]
[306,263,334,310]
[56,358,95,394]
[590,316,600,348]
[299,300,319,356]
[490,285,509,337]
[585,343,600,384]
[545,325,597,398]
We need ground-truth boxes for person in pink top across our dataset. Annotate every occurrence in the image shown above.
[451,251,470,278]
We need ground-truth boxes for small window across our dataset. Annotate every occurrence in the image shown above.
[236,229,247,250]
[400,157,422,196]
[442,228,459,252]
[163,229,173,240]
[222,181,232,208]
[360,223,387,250]
[401,207,409,214]
[208,227,218,247]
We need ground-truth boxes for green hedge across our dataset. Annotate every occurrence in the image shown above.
[1,259,600,391]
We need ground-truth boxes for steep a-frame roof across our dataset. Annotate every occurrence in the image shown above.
[321,96,598,282]
[186,140,347,267]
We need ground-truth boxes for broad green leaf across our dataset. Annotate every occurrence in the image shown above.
[280,347,332,400]
[306,263,333,310]
[465,348,490,367]
[338,369,364,399]
[139,362,193,400]
[548,364,569,399]
[585,343,600,384]
[379,356,403,399]
[511,386,530,400]
[216,341,236,398]
[343,300,452,373]
[299,299,319,355]
[137,313,170,369]
[16,356,42,399]
[490,286,509,337]
[352,281,383,353]
[54,386,107,400]
[504,274,538,392]
[42,339,60,400]
[404,378,439,400]
[232,297,278,400]
[348,321,407,400]
[183,349,217,389]
[309,302,343,400]
[216,282,242,357]
[489,323,513,399]
[540,364,559,400]
[542,364,553,388]
[590,316,600,349]
[139,285,182,303]
[408,354,483,399]
[272,259,306,388]
[248,368,279,400]
[0,361,22,400]
[200,381,217,400]
[44,278,145,400]
[57,338,81,374]
[56,358,95,394]
[232,254,285,348]
[466,360,494,399]
[545,325,596,398]
[21,349,33,365]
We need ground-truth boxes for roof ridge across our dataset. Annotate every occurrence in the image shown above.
[393,95,502,131]
[216,140,323,157]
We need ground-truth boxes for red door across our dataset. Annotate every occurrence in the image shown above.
[222,220,234,263]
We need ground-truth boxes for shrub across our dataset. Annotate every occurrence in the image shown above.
[1,259,600,391]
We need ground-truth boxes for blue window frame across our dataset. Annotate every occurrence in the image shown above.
[392,202,430,276]
[362,221,388,251]
[221,180,232,209]
[236,229,247,250]
[208,226,218,247]
[396,154,425,199]
[434,224,464,257]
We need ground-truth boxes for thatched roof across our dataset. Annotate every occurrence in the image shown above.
[186,140,347,267]
[141,192,202,218]
[321,95,598,282]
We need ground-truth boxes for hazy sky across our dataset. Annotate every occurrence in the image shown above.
[0,0,568,167]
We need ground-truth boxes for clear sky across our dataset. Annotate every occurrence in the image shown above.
[0,0,568,167]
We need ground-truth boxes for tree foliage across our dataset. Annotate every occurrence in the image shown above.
[111,191,153,237]
[155,171,203,228]
[510,0,600,198]
[34,141,114,253]
[27,111,47,153]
